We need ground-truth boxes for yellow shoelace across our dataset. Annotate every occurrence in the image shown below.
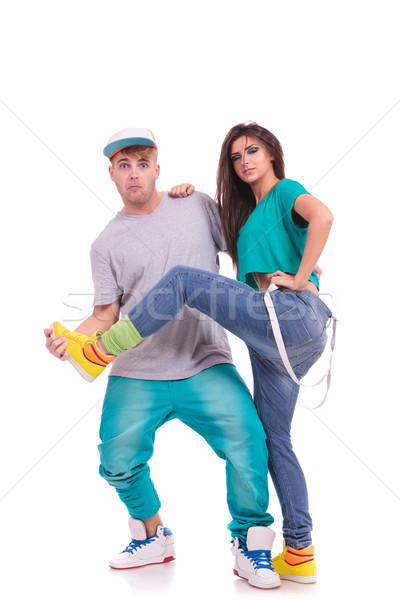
[67,330,103,346]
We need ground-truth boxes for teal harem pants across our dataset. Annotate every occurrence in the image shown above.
[98,363,273,546]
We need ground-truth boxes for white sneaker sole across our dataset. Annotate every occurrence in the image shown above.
[109,554,175,570]
[234,567,281,589]
[67,355,96,382]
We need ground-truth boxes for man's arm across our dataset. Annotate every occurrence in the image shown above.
[44,300,120,361]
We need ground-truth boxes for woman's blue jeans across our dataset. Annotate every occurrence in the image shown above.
[127,265,332,548]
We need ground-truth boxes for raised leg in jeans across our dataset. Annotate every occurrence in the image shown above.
[119,265,329,360]
[124,265,280,356]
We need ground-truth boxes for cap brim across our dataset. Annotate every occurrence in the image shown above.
[104,137,157,158]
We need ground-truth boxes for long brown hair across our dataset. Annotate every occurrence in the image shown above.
[216,122,285,270]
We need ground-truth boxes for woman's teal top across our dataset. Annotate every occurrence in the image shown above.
[236,178,319,290]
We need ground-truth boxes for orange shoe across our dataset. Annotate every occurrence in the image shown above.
[272,542,317,583]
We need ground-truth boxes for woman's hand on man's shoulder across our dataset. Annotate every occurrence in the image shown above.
[169,184,195,197]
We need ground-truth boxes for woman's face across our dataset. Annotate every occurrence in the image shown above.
[230,135,275,185]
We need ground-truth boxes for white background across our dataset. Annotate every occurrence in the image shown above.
[0,1,399,598]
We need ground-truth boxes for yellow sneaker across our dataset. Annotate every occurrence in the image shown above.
[51,322,115,382]
[272,542,317,583]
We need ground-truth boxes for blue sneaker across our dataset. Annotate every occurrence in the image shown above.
[232,526,280,589]
[109,518,175,569]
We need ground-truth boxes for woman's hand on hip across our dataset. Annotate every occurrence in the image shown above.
[270,271,308,291]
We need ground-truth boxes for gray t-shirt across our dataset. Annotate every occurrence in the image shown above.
[90,191,233,380]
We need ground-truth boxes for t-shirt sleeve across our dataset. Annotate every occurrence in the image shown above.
[279,179,310,213]
[201,193,227,252]
[90,243,122,306]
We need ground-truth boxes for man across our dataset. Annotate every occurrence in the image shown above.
[44,128,280,589]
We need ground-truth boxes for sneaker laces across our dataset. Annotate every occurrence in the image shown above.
[123,534,157,555]
[66,330,99,346]
[242,549,274,571]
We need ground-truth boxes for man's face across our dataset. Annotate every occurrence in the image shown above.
[109,148,160,210]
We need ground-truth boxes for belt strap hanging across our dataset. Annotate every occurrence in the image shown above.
[263,290,337,410]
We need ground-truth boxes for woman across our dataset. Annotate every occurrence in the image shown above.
[97,122,334,583]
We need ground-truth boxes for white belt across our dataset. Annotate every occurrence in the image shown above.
[263,289,337,410]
